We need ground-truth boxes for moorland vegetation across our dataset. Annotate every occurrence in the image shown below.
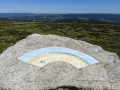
[0,20,120,57]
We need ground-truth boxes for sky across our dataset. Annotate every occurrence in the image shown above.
[0,0,120,14]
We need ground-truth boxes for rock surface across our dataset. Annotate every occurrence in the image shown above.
[0,34,120,90]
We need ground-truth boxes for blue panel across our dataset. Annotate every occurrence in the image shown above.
[18,47,99,65]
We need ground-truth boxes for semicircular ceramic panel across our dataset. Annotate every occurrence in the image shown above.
[18,47,99,69]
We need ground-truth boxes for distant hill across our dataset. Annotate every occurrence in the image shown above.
[0,13,35,17]
[0,13,120,23]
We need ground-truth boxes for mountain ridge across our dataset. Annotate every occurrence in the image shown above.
[0,13,120,23]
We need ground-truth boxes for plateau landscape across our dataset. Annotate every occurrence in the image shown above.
[0,0,120,90]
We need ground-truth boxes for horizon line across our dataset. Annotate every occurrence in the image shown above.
[0,12,120,14]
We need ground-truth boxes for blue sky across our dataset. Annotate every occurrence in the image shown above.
[0,0,120,14]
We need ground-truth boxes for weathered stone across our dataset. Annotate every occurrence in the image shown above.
[0,34,120,90]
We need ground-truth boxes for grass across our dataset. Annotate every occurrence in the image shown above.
[0,20,120,58]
